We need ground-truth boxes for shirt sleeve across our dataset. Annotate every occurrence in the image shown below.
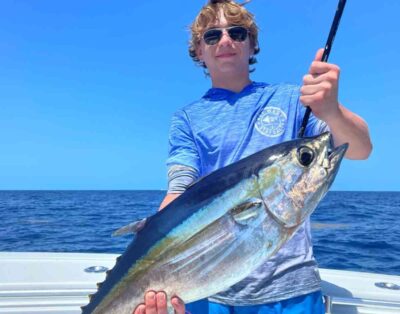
[304,112,329,137]
[167,164,199,194]
[166,109,201,173]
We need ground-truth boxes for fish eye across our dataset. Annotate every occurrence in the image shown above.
[297,146,315,167]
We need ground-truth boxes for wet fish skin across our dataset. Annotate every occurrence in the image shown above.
[81,132,347,314]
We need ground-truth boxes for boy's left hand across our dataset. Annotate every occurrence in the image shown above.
[300,48,341,123]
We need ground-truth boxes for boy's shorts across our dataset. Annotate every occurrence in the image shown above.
[186,290,325,314]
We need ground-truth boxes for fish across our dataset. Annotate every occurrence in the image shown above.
[81,132,347,314]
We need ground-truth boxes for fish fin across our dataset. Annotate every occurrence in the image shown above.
[231,199,263,225]
[232,199,263,213]
[112,218,147,237]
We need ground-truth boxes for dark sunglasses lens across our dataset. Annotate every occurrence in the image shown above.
[203,29,222,45]
[228,26,248,42]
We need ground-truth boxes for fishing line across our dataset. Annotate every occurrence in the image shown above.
[298,0,347,138]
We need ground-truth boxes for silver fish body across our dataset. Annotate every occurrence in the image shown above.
[81,132,347,314]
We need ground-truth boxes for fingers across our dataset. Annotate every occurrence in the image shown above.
[300,48,341,120]
[156,292,168,314]
[303,70,339,86]
[300,81,332,96]
[133,291,183,314]
[145,291,157,314]
[133,304,146,314]
[308,61,340,78]
[314,48,324,61]
[309,47,340,78]
[300,91,326,108]
[171,296,186,314]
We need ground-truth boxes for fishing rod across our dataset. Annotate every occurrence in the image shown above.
[298,0,347,138]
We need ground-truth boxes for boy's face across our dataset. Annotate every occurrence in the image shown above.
[196,10,254,78]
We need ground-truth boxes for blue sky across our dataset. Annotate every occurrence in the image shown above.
[1,0,399,191]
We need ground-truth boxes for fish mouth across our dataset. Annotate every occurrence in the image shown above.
[328,142,348,165]
[324,140,348,183]
[314,132,347,170]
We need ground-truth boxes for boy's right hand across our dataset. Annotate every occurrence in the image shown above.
[133,291,186,314]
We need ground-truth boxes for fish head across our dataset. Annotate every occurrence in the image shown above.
[256,132,347,229]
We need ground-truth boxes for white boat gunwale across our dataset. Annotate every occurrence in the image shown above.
[1,252,399,314]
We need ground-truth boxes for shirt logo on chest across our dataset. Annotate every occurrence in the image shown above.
[255,106,287,137]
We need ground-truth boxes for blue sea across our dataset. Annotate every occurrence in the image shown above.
[0,191,399,275]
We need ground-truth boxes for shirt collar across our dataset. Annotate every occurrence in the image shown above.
[203,81,268,100]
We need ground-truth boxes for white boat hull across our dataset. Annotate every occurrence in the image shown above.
[0,252,399,314]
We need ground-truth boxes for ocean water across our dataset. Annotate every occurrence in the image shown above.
[0,190,399,275]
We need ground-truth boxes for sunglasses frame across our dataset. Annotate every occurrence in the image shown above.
[202,26,249,46]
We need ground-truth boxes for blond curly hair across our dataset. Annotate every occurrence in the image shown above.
[189,0,260,69]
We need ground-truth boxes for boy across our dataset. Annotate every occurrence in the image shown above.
[134,1,371,313]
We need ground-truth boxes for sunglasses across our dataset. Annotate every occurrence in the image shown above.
[202,26,248,45]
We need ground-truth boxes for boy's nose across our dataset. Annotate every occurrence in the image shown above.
[219,29,233,45]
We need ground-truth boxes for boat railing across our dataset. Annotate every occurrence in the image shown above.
[324,294,400,314]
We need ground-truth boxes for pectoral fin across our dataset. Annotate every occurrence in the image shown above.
[112,218,147,237]
[231,199,263,225]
